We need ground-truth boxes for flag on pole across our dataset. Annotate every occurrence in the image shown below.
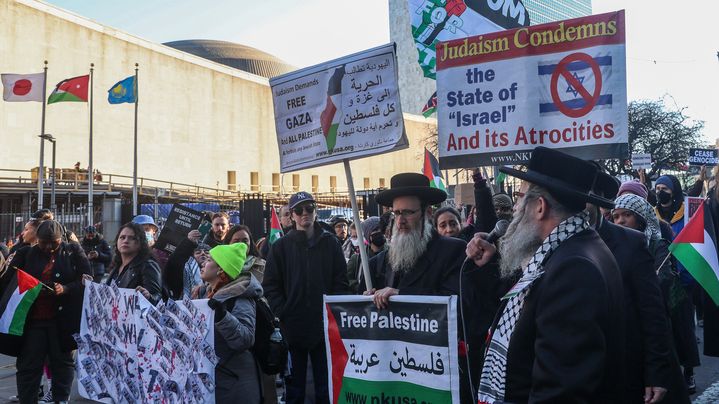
[47,75,89,104]
[421,91,437,117]
[669,200,719,305]
[0,267,42,336]
[319,66,345,153]
[269,208,284,244]
[107,75,137,104]
[1,73,45,102]
[423,149,446,192]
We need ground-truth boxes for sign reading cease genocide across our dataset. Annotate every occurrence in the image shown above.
[688,148,719,166]
[323,295,459,404]
[435,10,628,168]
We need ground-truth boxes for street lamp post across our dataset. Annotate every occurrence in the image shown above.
[40,134,57,211]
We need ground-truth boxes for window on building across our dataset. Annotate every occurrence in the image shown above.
[363,177,370,189]
[379,177,386,188]
[227,171,237,191]
[250,172,259,192]
[330,176,337,193]
[292,174,300,191]
[312,175,319,193]
[272,173,280,193]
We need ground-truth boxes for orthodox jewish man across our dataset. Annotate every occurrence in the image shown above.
[466,147,625,403]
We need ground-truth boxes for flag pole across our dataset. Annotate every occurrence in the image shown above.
[133,63,139,216]
[343,159,373,291]
[87,63,94,227]
[37,61,48,210]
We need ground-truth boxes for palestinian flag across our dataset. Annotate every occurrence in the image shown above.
[0,267,42,336]
[48,75,89,104]
[319,67,345,153]
[423,149,446,192]
[421,91,437,118]
[669,200,719,305]
[269,207,284,244]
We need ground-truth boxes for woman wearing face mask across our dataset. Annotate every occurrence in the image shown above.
[203,242,263,403]
[106,222,163,305]
[348,217,389,294]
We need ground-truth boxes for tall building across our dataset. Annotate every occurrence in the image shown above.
[523,0,592,24]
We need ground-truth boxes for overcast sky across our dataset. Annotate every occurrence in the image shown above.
[48,0,719,143]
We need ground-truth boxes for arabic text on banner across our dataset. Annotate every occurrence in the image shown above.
[75,282,217,403]
[436,11,628,168]
[323,295,459,404]
[269,43,408,172]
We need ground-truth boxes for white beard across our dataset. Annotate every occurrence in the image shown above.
[388,217,433,272]
[498,200,543,279]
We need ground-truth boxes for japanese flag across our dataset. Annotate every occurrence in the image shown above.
[2,73,45,102]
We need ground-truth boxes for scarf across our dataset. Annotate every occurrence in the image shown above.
[478,211,590,403]
[614,194,661,245]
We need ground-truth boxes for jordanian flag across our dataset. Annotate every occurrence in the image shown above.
[269,207,284,244]
[48,75,89,104]
[423,149,446,192]
[319,67,345,153]
[0,267,42,336]
[669,200,719,305]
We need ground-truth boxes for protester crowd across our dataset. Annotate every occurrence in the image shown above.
[2,148,719,404]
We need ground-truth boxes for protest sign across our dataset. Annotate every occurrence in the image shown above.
[631,153,652,170]
[269,43,408,172]
[76,282,216,403]
[686,196,705,224]
[436,11,628,168]
[154,204,203,254]
[688,148,719,166]
[324,295,459,404]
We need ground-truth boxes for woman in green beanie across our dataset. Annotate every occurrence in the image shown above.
[204,242,264,403]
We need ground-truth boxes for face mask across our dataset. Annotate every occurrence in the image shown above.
[370,232,386,247]
[350,237,359,247]
[145,231,155,244]
[657,190,672,205]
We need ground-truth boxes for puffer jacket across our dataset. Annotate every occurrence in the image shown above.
[212,273,263,404]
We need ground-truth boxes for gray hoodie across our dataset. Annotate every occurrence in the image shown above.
[212,273,264,403]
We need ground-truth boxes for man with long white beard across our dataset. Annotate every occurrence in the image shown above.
[465,147,625,403]
[364,173,466,307]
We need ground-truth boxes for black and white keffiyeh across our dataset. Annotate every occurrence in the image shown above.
[478,211,590,404]
[613,193,661,245]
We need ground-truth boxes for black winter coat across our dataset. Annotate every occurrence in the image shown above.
[367,231,466,296]
[597,220,682,402]
[483,229,625,403]
[80,234,112,277]
[262,223,349,349]
[164,238,198,300]
[105,254,162,305]
[3,243,91,354]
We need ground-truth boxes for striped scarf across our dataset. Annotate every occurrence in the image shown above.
[478,211,589,403]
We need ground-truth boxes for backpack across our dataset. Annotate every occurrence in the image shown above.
[226,296,288,375]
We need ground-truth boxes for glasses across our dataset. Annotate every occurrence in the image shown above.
[391,209,420,218]
[293,204,316,215]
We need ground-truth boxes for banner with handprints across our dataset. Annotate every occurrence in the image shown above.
[75,282,217,403]
[323,295,459,404]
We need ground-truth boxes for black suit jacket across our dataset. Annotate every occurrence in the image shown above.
[597,220,674,397]
[489,229,625,403]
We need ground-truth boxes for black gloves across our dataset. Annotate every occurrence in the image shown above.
[472,170,487,188]
[208,298,227,322]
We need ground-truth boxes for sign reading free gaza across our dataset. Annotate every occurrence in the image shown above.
[436,11,628,168]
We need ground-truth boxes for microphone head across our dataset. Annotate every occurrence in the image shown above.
[495,219,510,237]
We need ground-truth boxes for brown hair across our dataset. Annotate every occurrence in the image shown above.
[207,271,232,299]
[211,212,230,221]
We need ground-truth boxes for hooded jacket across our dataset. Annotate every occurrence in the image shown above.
[212,273,263,403]
[80,234,112,277]
[262,222,349,349]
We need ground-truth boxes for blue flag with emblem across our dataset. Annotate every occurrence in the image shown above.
[107,75,136,104]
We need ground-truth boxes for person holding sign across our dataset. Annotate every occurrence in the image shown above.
[263,191,349,404]
[466,147,624,403]
[105,222,163,305]
[203,242,263,403]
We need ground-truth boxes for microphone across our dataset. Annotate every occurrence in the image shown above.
[485,219,510,244]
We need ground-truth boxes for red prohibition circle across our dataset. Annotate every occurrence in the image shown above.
[550,52,602,118]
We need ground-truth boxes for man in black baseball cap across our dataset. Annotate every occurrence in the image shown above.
[263,191,348,404]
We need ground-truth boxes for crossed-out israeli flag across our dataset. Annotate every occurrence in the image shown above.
[537,54,613,115]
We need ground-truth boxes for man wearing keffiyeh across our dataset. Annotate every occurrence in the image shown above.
[465,147,624,403]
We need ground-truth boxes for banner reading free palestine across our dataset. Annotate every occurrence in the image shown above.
[436,10,628,168]
[324,295,459,404]
[269,43,408,173]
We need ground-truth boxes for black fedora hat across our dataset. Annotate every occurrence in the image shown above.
[375,173,447,207]
[499,147,613,211]
[589,168,620,209]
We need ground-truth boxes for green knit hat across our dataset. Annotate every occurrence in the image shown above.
[209,242,248,280]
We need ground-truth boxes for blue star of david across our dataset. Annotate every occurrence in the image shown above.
[565,72,585,97]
